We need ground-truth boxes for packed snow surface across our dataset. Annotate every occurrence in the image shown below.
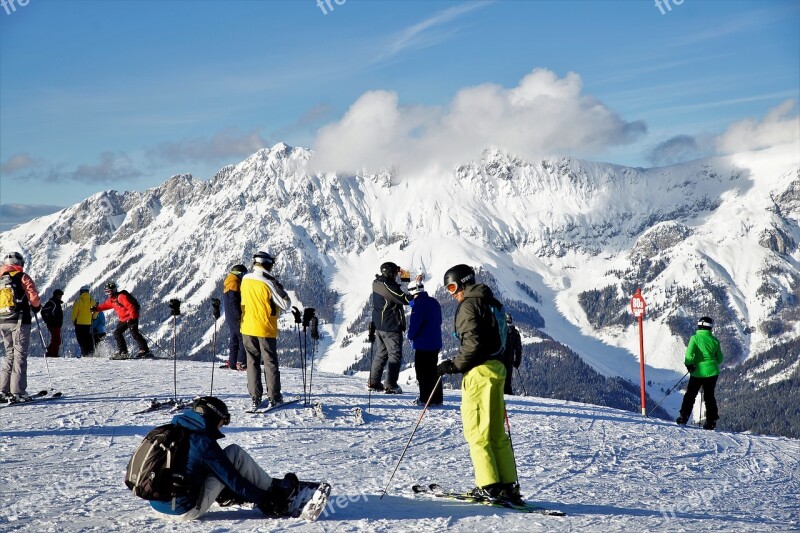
[1,357,798,532]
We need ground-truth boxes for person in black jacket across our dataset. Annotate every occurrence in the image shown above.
[41,289,64,358]
[369,262,412,394]
[503,312,522,395]
[437,264,520,503]
[150,396,300,520]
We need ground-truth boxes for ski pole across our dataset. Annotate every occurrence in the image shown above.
[367,321,376,414]
[646,371,689,417]
[32,313,55,391]
[308,316,319,404]
[302,308,316,405]
[381,375,443,499]
[504,409,520,487]
[292,307,306,404]
[515,367,528,396]
[210,298,221,396]
[169,299,181,401]
[141,333,170,357]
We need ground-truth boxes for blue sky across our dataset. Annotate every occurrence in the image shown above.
[1,0,798,226]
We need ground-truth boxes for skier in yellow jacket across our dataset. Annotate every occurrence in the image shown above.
[71,286,97,357]
[240,251,291,410]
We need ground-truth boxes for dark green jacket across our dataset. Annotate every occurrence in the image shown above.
[685,329,723,378]
[452,284,503,374]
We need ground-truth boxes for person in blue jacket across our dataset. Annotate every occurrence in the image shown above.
[222,264,247,370]
[150,396,298,520]
[407,280,443,405]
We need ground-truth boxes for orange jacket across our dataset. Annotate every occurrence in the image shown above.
[97,292,139,322]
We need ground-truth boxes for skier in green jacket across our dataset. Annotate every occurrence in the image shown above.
[676,316,724,430]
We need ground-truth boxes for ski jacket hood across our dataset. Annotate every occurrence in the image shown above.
[372,275,411,333]
[0,264,41,325]
[685,329,724,378]
[452,283,504,374]
[407,291,443,351]
[71,292,96,326]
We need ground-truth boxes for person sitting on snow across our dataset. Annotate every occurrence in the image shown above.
[150,396,300,520]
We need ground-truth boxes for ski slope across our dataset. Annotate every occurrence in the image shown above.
[0,357,798,532]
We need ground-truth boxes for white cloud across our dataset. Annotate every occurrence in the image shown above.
[311,68,646,175]
[0,153,41,175]
[715,100,800,154]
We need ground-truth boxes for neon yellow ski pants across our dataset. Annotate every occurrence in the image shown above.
[461,359,517,487]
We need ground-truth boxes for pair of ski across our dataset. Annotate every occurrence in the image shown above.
[246,398,300,414]
[0,389,63,409]
[132,397,190,415]
[412,483,566,516]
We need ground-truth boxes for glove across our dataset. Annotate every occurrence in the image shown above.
[685,363,697,373]
[437,360,458,376]
[513,361,520,369]
[90,306,98,312]
[31,305,41,314]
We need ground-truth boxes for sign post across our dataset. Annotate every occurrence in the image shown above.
[630,288,647,416]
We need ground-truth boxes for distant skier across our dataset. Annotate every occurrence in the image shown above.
[95,282,150,359]
[149,396,301,520]
[240,251,291,409]
[71,286,96,357]
[437,264,520,503]
[0,252,42,402]
[676,316,724,430]
[90,305,106,347]
[222,264,247,371]
[41,289,64,357]
[407,279,443,405]
[369,262,413,394]
[502,312,522,395]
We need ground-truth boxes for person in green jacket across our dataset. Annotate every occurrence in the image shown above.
[437,264,520,503]
[676,316,724,430]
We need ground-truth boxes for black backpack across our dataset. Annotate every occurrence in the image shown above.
[118,289,141,312]
[125,423,191,501]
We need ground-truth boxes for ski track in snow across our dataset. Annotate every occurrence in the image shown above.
[0,358,798,532]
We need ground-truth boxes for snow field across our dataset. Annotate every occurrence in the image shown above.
[0,357,798,532]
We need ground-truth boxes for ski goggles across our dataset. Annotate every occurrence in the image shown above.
[445,282,459,294]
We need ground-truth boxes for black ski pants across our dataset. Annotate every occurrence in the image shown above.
[114,318,149,354]
[679,375,719,422]
[414,349,443,404]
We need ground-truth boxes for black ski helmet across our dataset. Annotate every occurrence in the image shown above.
[380,262,400,278]
[3,251,24,267]
[104,282,118,294]
[698,316,714,330]
[192,396,230,426]
[230,264,247,276]
[443,264,476,293]
[252,251,275,271]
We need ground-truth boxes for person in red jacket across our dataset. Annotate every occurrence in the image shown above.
[95,282,150,359]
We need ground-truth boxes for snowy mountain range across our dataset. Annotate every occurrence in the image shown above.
[2,142,799,434]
